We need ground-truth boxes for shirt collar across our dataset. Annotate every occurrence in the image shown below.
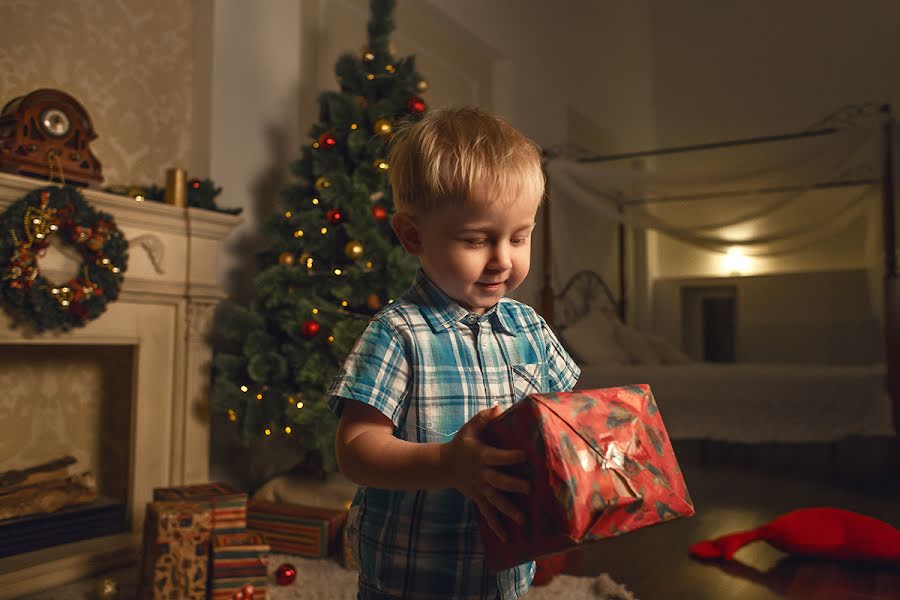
[409,269,517,335]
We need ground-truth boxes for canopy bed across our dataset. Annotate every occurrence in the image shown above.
[538,104,898,444]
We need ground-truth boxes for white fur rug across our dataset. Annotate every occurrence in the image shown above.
[18,553,637,599]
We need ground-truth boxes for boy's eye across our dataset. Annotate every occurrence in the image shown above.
[462,238,487,247]
[511,237,528,246]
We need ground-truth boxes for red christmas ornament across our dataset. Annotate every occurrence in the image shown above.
[326,208,343,224]
[275,562,297,585]
[371,205,388,221]
[317,132,337,148]
[300,319,320,338]
[407,96,426,115]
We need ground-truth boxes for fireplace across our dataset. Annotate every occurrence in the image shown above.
[0,173,240,598]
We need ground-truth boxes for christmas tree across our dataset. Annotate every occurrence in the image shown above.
[210,0,426,471]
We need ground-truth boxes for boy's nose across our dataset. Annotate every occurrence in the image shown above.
[488,242,512,271]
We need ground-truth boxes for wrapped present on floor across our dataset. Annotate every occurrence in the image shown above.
[209,531,270,600]
[478,384,695,572]
[248,499,347,558]
[153,481,247,533]
[137,501,212,600]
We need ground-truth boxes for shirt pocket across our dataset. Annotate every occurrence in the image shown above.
[510,362,545,402]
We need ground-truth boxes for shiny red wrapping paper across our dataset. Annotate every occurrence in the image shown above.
[478,385,695,571]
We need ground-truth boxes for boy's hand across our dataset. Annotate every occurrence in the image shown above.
[443,405,531,543]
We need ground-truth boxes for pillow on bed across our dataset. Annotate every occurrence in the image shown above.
[560,308,630,366]
[561,308,693,366]
[648,334,693,364]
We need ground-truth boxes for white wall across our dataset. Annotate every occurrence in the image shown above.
[210,0,305,303]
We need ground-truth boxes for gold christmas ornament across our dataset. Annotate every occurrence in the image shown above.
[315,176,331,190]
[278,252,295,266]
[344,240,365,259]
[373,119,393,138]
[416,79,429,93]
[96,576,120,599]
[367,293,382,310]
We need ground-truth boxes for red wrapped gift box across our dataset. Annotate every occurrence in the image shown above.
[478,385,695,571]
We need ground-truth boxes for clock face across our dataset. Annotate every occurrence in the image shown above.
[40,107,70,137]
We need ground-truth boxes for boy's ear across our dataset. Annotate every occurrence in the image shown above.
[391,212,423,255]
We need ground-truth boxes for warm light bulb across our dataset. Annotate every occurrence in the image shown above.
[334,268,342,275]
[312,198,319,205]
[321,227,328,235]
[350,124,358,130]
[294,229,304,238]
[240,385,248,392]
[265,428,272,436]
[256,393,263,400]
[284,211,292,218]
[341,300,348,307]
[296,401,304,409]
[285,426,292,434]
[723,247,751,274]
[312,308,319,315]
[327,335,334,343]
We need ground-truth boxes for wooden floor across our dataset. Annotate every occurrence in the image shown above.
[563,441,900,600]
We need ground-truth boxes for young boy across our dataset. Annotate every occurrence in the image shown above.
[327,107,580,599]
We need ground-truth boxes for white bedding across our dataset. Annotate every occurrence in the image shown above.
[575,362,892,443]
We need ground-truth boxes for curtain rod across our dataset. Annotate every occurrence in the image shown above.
[622,177,878,206]
[575,127,838,164]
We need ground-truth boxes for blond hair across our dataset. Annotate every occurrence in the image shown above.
[387,106,544,214]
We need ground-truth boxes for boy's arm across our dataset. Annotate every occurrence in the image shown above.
[336,399,530,541]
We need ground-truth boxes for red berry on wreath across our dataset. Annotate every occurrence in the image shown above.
[371,205,387,221]
[407,96,426,115]
[300,319,320,338]
[326,208,343,224]
[275,562,297,585]
[317,132,337,148]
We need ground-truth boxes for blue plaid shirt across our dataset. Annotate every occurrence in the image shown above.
[328,269,580,600]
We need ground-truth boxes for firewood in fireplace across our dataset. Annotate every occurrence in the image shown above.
[0,455,77,490]
[0,471,98,521]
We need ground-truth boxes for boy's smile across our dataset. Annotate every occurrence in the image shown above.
[393,184,542,314]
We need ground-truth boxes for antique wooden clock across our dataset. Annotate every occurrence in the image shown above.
[0,88,103,187]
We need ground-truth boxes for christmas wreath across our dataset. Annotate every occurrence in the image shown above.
[0,185,128,332]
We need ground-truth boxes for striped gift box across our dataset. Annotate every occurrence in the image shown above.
[248,499,347,558]
[209,532,269,600]
[153,482,247,534]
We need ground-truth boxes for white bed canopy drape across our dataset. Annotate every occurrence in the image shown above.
[544,107,891,321]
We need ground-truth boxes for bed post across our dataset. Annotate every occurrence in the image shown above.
[881,105,900,438]
[540,157,554,325]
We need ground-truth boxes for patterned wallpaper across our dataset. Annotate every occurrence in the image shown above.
[0,0,194,187]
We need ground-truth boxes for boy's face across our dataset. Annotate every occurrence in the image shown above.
[393,184,541,314]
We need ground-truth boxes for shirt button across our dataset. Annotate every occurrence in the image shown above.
[464,314,478,325]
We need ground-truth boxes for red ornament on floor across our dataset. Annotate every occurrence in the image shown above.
[276,562,297,585]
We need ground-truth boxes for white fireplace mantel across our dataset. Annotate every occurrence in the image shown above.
[0,172,241,597]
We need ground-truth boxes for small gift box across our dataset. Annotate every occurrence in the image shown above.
[209,531,270,600]
[153,481,247,534]
[137,501,212,600]
[248,499,347,558]
[478,385,695,571]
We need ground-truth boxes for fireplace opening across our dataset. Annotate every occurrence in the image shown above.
[0,344,134,558]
